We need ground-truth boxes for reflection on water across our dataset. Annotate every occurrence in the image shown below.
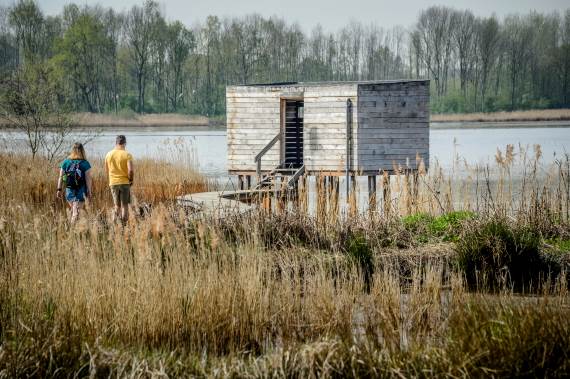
[1,125,569,178]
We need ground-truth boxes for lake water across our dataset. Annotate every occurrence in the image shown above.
[2,124,569,178]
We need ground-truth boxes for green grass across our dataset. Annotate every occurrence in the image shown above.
[402,211,475,243]
[546,238,570,254]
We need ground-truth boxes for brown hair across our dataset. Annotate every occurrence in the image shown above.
[116,135,126,145]
[68,143,86,160]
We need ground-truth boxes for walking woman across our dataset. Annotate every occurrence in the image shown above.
[56,143,93,223]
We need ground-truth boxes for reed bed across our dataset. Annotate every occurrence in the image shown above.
[431,108,570,123]
[1,146,570,377]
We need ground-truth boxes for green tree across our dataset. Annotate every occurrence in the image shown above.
[53,12,112,112]
[166,21,194,111]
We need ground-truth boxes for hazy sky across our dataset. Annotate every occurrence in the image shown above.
[20,0,570,31]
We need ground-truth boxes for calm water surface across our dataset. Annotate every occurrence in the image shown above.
[2,125,569,177]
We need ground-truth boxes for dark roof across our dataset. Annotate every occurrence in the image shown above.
[231,79,429,87]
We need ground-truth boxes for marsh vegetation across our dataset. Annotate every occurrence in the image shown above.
[0,143,569,377]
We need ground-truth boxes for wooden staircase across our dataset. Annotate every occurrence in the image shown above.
[254,165,305,191]
[253,131,306,193]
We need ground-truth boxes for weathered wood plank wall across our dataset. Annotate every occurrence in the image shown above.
[227,80,429,174]
[356,81,429,172]
[226,85,304,172]
[303,84,357,172]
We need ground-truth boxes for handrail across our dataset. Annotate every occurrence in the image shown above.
[254,133,281,177]
[287,165,305,187]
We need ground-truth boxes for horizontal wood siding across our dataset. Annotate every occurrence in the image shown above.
[226,81,429,174]
[303,84,358,171]
[356,81,429,172]
[227,85,304,172]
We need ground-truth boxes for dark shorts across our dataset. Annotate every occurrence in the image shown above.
[111,184,131,206]
[66,187,86,202]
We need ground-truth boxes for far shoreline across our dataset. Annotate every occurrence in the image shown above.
[1,109,569,129]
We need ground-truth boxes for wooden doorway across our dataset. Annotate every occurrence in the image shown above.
[281,99,304,168]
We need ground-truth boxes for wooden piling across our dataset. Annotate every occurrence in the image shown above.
[299,176,308,214]
[246,175,252,190]
[262,194,272,213]
[382,172,391,216]
[348,175,357,218]
[368,175,377,213]
[412,171,419,213]
[238,175,244,191]
[276,176,286,213]
[405,171,412,215]
[316,175,326,218]
[329,176,339,217]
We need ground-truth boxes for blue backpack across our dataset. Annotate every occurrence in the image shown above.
[63,160,85,189]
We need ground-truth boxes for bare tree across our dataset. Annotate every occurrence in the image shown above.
[0,64,72,160]
[8,0,43,64]
[557,11,570,106]
[476,16,500,110]
[0,5,18,74]
[452,10,477,99]
[124,0,160,113]
[415,6,455,97]
[503,15,533,110]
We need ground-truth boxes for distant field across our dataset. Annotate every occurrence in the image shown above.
[432,109,570,123]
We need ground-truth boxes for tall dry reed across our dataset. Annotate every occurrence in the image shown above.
[1,148,569,377]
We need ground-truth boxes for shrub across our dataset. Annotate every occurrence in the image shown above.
[344,230,374,291]
[455,219,554,291]
[430,211,475,242]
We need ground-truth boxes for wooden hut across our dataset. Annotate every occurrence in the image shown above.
[226,80,429,193]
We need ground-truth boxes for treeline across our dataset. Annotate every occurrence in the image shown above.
[0,0,569,116]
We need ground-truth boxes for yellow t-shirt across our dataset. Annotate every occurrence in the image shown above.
[105,149,133,186]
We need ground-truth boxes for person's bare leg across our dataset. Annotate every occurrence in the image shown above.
[121,204,129,224]
[70,202,83,223]
[113,205,121,223]
[76,202,84,223]
[67,201,74,223]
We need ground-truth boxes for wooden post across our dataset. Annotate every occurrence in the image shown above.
[262,194,272,213]
[348,175,357,218]
[238,175,244,191]
[299,176,308,214]
[405,171,412,215]
[333,177,340,216]
[368,175,377,213]
[246,175,252,190]
[328,176,338,216]
[277,176,285,213]
[291,177,299,206]
[316,175,326,219]
[382,172,391,217]
[412,171,419,213]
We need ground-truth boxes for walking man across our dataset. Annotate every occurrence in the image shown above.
[105,135,134,224]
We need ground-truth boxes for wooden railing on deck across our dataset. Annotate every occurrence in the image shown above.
[254,133,281,177]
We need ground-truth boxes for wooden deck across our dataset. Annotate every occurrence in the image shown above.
[177,189,279,216]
